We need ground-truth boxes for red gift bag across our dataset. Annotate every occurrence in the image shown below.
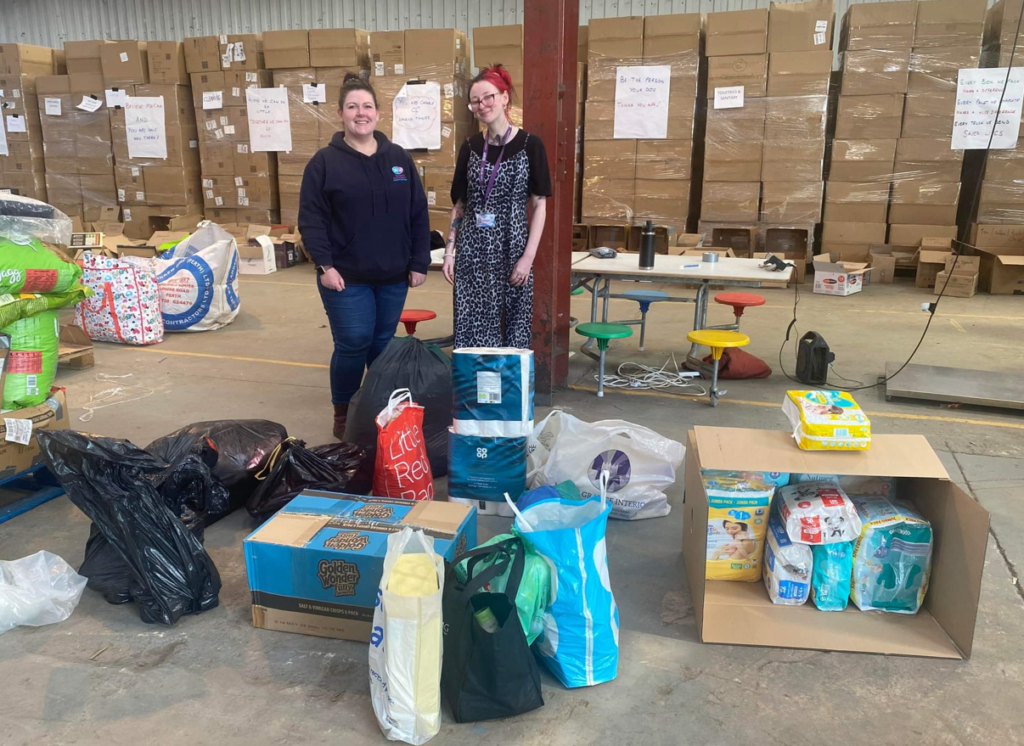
[373,389,435,500]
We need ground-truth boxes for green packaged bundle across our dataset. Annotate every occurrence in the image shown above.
[1,310,60,410]
[0,239,82,294]
[0,285,93,329]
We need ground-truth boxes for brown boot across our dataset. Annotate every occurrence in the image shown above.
[333,404,348,441]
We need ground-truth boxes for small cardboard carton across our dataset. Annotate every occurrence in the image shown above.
[869,244,916,283]
[0,389,69,479]
[100,41,148,86]
[683,426,989,658]
[244,491,476,641]
[813,255,871,295]
[935,255,980,298]
[915,247,952,288]
[972,238,1024,295]
[147,41,188,85]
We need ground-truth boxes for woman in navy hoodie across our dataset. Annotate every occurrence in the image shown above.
[299,73,431,439]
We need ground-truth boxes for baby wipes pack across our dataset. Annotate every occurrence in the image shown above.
[702,471,776,582]
[782,390,871,451]
[763,506,812,605]
[777,481,863,545]
[811,541,853,611]
[851,496,933,615]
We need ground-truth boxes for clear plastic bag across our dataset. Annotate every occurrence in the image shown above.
[0,551,87,635]
[0,194,73,247]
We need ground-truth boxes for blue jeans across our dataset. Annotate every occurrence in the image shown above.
[319,280,409,405]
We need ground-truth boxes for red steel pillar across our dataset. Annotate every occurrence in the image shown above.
[524,0,579,405]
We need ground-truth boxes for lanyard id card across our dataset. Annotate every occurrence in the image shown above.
[476,212,497,228]
[475,125,512,229]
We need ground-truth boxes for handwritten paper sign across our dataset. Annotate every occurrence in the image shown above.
[953,67,1024,150]
[714,86,745,110]
[303,83,326,104]
[5,115,26,133]
[125,96,168,159]
[105,89,127,108]
[202,90,223,110]
[246,87,292,152]
[614,65,671,139]
[44,97,62,116]
[392,81,442,150]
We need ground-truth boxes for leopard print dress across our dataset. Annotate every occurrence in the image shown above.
[453,136,533,349]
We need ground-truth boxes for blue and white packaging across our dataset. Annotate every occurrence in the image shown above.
[510,492,619,688]
[763,507,812,606]
[447,429,527,517]
[244,491,476,642]
[452,348,534,437]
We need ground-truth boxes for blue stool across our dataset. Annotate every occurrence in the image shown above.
[622,290,669,351]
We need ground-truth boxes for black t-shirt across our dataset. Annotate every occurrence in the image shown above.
[450,129,553,205]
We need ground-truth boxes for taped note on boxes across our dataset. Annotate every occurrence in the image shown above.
[125,97,167,160]
[392,81,442,151]
[614,65,671,140]
[953,68,1024,150]
[246,87,292,152]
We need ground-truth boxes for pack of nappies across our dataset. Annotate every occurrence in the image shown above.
[702,471,775,582]
[811,541,853,611]
[793,473,898,500]
[763,507,812,605]
[782,390,871,451]
[851,496,933,615]
[777,481,863,545]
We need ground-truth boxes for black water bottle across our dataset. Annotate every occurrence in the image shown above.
[639,220,656,270]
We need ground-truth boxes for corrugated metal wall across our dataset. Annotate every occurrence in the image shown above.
[0,0,992,53]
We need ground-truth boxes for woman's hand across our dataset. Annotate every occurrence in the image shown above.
[442,255,455,285]
[319,267,345,292]
[510,256,533,287]
[409,271,427,288]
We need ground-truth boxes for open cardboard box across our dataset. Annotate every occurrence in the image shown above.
[812,255,872,296]
[683,426,989,659]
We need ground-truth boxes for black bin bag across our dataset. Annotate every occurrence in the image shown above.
[36,430,222,625]
[146,419,288,523]
[345,336,451,477]
[442,537,545,723]
[246,439,373,523]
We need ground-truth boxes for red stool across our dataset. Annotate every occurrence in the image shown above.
[713,292,765,331]
[400,309,436,335]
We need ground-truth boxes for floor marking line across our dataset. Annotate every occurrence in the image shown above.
[135,347,329,369]
[949,319,967,333]
[566,384,1024,431]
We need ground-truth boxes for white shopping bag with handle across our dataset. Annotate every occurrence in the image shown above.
[526,410,684,521]
[369,527,444,744]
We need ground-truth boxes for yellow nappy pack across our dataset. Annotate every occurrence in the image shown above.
[782,390,872,451]
[702,471,777,582]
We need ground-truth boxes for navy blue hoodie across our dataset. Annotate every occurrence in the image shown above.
[299,131,430,284]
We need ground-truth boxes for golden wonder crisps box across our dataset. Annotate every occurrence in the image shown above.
[244,491,476,641]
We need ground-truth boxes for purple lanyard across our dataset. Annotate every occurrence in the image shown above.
[479,126,512,210]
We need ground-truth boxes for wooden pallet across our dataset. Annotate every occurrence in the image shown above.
[57,325,95,370]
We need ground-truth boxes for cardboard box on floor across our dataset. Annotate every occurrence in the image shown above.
[683,426,988,659]
[0,389,69,479]
[935,255,980,298]
[969,224,1024,295]
[869,244,916,283]
[245,491,476,641]
[915,241,954,288]
[812,255,872,295]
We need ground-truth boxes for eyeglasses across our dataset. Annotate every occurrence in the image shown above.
[468,92,498,111]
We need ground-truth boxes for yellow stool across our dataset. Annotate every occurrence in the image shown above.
[686,330,750,407]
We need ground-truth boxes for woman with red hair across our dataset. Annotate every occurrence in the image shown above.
[443,64,551,349]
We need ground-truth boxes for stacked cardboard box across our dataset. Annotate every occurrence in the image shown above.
[826,0,982,261]
[701,2,832,259]
[0,44,60,203]
[268,29,370,227]
[582,15,701,242]
[370,29,472,234]
[185,33,280,228]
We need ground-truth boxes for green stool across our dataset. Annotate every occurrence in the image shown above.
[570,285,585,328]
[576,322,632,397]
[571,286,585,296]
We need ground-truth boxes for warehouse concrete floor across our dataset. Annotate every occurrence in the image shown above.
[2,264,1024,746]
